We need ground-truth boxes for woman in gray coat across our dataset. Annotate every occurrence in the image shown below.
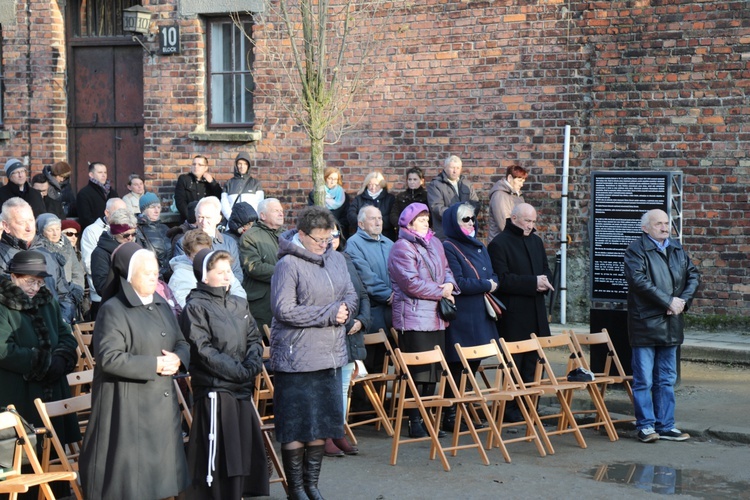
[270,206,358,500]
[79,243,190,500]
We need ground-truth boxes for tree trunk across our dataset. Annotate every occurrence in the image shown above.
[310,135,326,206]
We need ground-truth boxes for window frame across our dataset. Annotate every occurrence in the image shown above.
[206,15,255,129]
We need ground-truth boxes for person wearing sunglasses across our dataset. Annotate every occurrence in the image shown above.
[89,209,139,309]
[441,202,498,432]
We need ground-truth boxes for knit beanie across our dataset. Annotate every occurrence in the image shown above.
[61,219,81,234]
[36,213,62,233]
[4,158,24,177]
[139,192,160,212]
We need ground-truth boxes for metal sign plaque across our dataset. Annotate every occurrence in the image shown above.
[589,171,679,302]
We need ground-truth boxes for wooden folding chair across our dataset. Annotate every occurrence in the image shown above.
[262,324,272,346]
[532,332,619,442]
[253,346,275,421]
[388,327,400,349]
[34,394,92,500]
[71,322,95,371]
[347,330,396,439]
[66,369,94,397]
[247,400,287,495]
[0,405,77,500]
[390,346,489,471]
[173,375,193,442]
[499,337,588,454]
[568,329,636,426]
[454,341,548,462]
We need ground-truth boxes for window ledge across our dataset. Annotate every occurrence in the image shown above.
[188,128,262,143]
[0,130,11,140]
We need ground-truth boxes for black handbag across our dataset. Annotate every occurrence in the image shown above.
[438,297,458,321]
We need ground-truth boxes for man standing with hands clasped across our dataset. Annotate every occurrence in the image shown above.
[624,209,700,443]
[488,202,554,422]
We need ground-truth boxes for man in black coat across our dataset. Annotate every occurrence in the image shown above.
[173,155,222,221]
[76,162,119,230]
[31,173,66,219]
[488,203,554,420]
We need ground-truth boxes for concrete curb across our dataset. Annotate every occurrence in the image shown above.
[681,345,750,366]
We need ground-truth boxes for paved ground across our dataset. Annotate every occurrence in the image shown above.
[256,324,750,499]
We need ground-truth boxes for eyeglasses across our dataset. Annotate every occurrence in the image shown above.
[461,216,476,224]
[62,231,79,237]
[18,277,45,290]
[331,231,340,239]
[305,232,334,245]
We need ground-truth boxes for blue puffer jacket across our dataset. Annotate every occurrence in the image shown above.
[388,226,458,332]
[269,230,358,373]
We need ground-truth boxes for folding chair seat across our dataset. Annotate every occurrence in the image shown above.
[499,337,588,454]
[0,405,78,499]
[347,330,396,440]
[454,341,548,462]
[568,329,636,426]
[532,332,619,442]
[72,322,95,372]
[390,346,489,471]
[34,394,92,500]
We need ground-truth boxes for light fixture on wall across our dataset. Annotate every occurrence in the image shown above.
[123,5,155,56]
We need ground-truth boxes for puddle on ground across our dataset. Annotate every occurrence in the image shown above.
[583,463,750,498]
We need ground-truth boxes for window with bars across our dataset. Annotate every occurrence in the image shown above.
[207,17,255,128]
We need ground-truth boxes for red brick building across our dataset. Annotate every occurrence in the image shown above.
[0,0,747,321]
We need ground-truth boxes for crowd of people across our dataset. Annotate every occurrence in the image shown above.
[0,153,700,499]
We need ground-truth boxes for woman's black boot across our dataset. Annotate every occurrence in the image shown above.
[303,444,325,500]
[281,447,309,500]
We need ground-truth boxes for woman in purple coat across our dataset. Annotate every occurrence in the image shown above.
[387,202,458,438]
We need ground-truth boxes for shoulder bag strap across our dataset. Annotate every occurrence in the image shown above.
[444,240,481,279]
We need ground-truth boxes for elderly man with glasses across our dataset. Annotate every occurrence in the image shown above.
[0,197,77,323]
[0,158,46,217]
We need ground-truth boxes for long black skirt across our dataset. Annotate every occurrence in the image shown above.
[274,368,344,443]
[398,329,445,383]
[185,392,269,499]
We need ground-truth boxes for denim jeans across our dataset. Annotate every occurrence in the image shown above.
[631,346,678,432]
[341,362,355,416]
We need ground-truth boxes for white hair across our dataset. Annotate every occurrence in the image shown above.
[195,196,221,215]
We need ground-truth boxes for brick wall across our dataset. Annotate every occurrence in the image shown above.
[2,0,748,320]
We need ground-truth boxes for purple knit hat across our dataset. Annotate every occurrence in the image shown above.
[398,202,430,228]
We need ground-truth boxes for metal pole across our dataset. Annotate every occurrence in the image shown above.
[560,125,571,324]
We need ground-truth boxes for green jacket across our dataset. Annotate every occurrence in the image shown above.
[239,221,282,303]
[0,276,80,444]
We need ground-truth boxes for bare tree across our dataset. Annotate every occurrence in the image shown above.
[237,0,391,205]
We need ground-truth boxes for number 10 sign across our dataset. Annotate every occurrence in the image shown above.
[159,25,180,55]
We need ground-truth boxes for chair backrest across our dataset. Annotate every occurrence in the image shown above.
[66,369,94,388]
[35,394,91,479]
[364,329,400,375]
[531,333,582,385]
[498,336,547,390]
[72,322,96,371]
[453,342,505,397]
[394,346,457,404]
[262,324,271,346]
[389,327,400,349]
[1,406,46,476]
[569,329,629,378]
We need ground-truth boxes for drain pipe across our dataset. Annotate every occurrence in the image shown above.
[560,125,571,324]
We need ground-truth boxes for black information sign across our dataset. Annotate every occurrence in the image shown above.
[159,25,180,55]
[589,172,675,302]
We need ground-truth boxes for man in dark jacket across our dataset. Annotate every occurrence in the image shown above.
[239,198,285,330]
[43,161,77,217]
[173,155,222,221]
[426,155,480,239]
[0,197,77,323]
[31,173,66,219]
[0,158,46,217]
[488,203,553,421]
[76,162,119,230]
[624,209,700,444]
